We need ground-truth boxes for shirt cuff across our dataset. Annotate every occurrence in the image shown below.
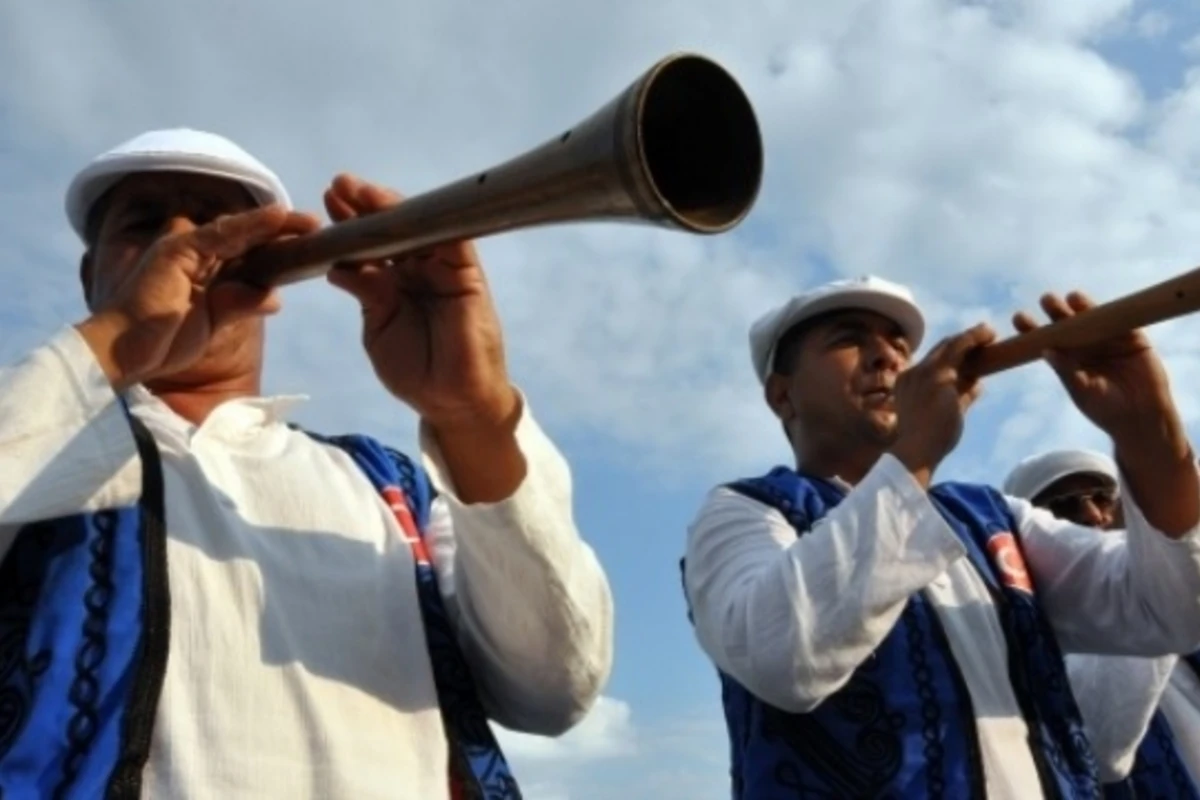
[416,388,571,512]
[1118,461,1200,548]
[866,453,969,566]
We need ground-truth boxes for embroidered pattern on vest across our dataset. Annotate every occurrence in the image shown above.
[0,522,58,758]
[757,655,907,796]
[0,411,170,800]
[58,510,120,796]
[1125,708,1200,798]
[902,613,947,790]
[0,509,153,800]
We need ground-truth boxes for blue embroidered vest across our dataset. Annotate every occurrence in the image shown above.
[682,466,1101,799]
[1107,654,1200,799]
[1108,710,1200,799]
[0,413,521,799]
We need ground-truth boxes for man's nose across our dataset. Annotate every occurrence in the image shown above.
[1079,498,1110,528]
[867,338,903,371]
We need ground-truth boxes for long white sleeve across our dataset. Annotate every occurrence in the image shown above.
[0,326,140,557]
[419,402,614,735]
[1010,471,1200,656]
[1065,653,1178,781]
[682,454,967,713]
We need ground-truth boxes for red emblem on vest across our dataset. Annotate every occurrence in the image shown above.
[986,532,1033,594]
[381,485,430,564]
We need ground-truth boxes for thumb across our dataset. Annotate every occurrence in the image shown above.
[1044,348,1087,390]
[959,379,984,412]
[327,263,393,307]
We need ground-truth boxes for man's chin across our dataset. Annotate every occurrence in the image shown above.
[148,324,263,389]
[864,411,899,443]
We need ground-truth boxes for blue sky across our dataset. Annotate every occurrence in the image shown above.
[5,0,1200,797]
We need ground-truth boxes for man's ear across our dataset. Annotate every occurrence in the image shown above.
[79,251,94,309]
[764,372,795,424]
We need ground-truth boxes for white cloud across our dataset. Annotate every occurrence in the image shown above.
[1135,9,1172,39]
[495,701,728,800]
[491,696,637,799]
[1184,32,1200,58]
[496,695,636,764]
[997,0,1134,39]
[5,0,1200,489]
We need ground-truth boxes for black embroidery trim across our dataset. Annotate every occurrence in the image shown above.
[1151,714,1194,794]
[105,413,172,800]
[0,412,169,796]
[1129,711,1197,797]
[0,522,57,763]
[903,614,946,799]
[759,691,906,798]
[54,510,118,797]
[923,607,988,799]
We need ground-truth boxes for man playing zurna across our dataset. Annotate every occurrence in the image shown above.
[0,128,614,799]
[682,275,1200,798]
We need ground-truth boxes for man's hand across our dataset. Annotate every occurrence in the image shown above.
[1014,291,1197,536]
[77,205,320,389]
[322,173,519,433]
[1013,291,1174,440]
[323,173,525,503]
[888,323,996,487]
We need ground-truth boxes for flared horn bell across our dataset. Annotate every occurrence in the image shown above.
[227,52,765,288]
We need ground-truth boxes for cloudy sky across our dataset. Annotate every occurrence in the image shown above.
[4,0,1200,796]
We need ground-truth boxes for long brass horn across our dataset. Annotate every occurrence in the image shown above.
[226,52,764,288]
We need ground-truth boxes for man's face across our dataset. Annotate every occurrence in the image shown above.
[84,171,257,308]
[1033,473,1122,530]
[81,171,266,382]
[773,309,912,448]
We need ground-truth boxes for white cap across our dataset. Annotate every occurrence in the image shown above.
[1002,449,1117,500]
[65,128,292,240]
[749,275,925,383]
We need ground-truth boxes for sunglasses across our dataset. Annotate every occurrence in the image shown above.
[1042,486,1118,520]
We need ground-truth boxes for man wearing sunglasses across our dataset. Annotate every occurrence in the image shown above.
[1005,450,1200,797]
[1004,451,1122,529]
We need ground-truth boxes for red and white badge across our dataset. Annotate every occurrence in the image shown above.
[381,485,430,564]
[986,532,1033,594]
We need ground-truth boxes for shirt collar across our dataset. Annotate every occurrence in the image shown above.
[123,384,309,427]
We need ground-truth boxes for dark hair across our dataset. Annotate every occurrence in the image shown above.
[82,188,116,248]
[770,312,837,376]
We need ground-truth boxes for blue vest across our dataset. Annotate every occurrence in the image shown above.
[0,411,522,799]
[682,466,1101,799]
[1107,654,1200,799]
